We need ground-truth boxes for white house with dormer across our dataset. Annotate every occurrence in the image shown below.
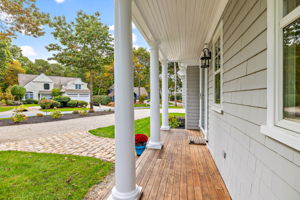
[18,73,90,102]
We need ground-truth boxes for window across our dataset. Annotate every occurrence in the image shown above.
[44,83,50,90]
[25,92,33,100]
[283,18,300,124]
[212,22,223,113]
[75,84,81,89]
[261,0,300,150]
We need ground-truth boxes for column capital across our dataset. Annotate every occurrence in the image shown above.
[160,59,169,65]
[148,41,160,50]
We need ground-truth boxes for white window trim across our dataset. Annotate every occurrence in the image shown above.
[212,21,224,114]
[199,66,209,137]
[261,0,300,151]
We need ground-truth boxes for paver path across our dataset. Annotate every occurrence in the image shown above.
[0,108,184,143]
[0,132,116,161]
[0,109,184,161]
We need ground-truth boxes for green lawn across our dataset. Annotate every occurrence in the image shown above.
[89,113,185,138]
[168,106,183,109]
[0,106,14,112]
[0,151,113,200]
[0,104,40,113]
[134,104,149,107]
[23,104,39,108]
[42,107,89,112]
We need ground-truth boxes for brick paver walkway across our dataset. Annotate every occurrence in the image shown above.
[0,131,115,162]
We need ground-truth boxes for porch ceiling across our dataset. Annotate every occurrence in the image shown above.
[132,0,228,64]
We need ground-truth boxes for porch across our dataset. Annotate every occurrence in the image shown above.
[103,129,230,200]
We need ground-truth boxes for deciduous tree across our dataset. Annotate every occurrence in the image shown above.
[3,60,25,87]
[46,11,113,109]
[0,0,49,39]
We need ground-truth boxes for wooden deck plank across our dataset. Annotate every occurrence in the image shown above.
[104,129,230,200]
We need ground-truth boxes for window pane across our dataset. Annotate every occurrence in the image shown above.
[215,72,221,104]
[283,18,300,123]
[44,83,50,90]
[284,0,300,16]
[215,37,221,71]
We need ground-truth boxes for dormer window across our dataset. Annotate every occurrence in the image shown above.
[75,84,81,89]
[44,83,50,90]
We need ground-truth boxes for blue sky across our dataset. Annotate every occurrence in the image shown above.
[12,0,148,62]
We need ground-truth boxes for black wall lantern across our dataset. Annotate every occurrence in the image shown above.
[200,48,211,68]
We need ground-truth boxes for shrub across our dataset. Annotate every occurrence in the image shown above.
[92,95,101,106]
[51,88,62,97]
[169,116,182,128]
[107,102,115,107]
[15,105,28,112]
[78,100,88,107]
[138,94,146,104]
[11,85,26,101]
[36,113,44,117]
[23,99,38,104]
[50,110,63,119]
[135,134,148,145]
[51,100,61,108]
[53,96,71,107]
[5,100,15,106]
[169,94,182,101]
[79,110,88,116]
[39,99,54,109]
[72,110,79,114]
[67,100,78,107]
[11,112,27,123]
[93,95,111,105]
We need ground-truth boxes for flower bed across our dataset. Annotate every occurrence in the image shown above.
[0,111,113,127]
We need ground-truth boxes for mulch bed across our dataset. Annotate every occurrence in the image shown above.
[0,111,114,127]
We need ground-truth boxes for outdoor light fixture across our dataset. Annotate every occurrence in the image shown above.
[200,48,211,68]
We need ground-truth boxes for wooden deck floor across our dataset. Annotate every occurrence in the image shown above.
[103,129,231,200]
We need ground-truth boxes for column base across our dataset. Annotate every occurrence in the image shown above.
[146,141,163,149]
[108,185,142,200]
[160,125,170,131]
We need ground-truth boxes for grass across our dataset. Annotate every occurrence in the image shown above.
[0,106,13,112]
[168,105,183,109]
[0,151,113,200]
[23,104,39,108]
[42,107,89,112]
[134,104,150,107]
[89,113,185,138]
[0,104,39,113]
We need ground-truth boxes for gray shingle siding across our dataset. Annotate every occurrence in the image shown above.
[206,0,300,199]
[186,66,200,130]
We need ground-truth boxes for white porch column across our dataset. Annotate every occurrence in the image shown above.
[161,60,170,130]
[147,42,163,149]
[109,0,141,199]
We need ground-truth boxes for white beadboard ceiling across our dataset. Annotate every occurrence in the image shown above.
[132,0,228,64]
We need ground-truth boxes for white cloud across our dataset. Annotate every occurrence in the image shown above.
[109,25,114,32]
[55,0,65,3]
[132,33,137,43]
[20,46,37,57]
[48,60,58,64]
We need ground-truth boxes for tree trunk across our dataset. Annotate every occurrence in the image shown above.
[138,78,141,97]
[97,80,103,95]
[89,70,94,110]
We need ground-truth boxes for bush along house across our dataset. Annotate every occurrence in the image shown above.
[108,0,300,200]
[18,73,90,102]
